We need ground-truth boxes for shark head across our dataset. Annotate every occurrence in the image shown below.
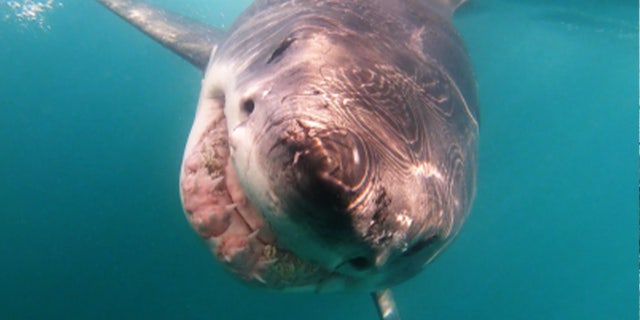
[98,0,478,312]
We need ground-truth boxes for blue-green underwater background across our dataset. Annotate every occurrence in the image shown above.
[0,0,637,319]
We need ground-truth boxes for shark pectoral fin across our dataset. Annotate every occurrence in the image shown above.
[96,0,224,71]
[372,289,401,320]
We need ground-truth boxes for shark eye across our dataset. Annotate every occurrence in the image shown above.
[267,37,295,64]
[348,256,372,271]
[242,99,255,115]
[403,235,440,257]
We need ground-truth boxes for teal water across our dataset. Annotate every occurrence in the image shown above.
[0,1,637,319]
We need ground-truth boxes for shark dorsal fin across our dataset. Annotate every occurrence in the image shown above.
[97,0,224,71]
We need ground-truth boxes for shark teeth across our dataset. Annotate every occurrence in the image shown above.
[224,203,238,213]
[210,176,224,189]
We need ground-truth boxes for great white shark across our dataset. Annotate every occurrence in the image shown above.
[96,0,479,319]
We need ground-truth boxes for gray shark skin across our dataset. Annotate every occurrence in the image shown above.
[96,0,478,319]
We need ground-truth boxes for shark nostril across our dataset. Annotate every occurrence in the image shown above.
[242,99,255,115]
[267,36,295,64]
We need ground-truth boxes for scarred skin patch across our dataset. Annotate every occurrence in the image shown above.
[179,105,335,290]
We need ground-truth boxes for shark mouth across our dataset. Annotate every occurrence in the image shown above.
[178,96,339,292]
